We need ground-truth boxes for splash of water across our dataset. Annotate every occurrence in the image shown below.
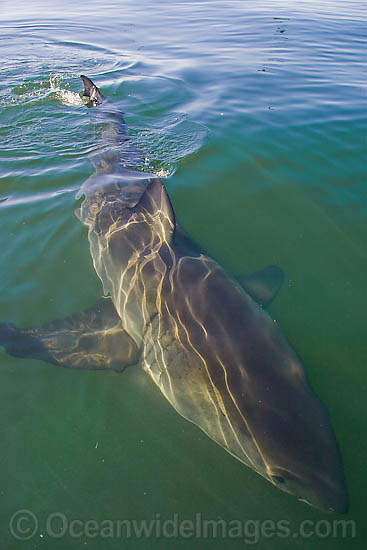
[144,156,172,179]
[154,168,171,178]
[49,74,84,107]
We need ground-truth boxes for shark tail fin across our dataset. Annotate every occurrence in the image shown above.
[80,75,106,105]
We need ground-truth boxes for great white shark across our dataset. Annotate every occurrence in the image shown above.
[0,75,348,513]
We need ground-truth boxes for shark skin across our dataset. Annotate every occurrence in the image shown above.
[0,75,348,514]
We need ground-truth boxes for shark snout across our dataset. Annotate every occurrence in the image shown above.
[269,468,349,514]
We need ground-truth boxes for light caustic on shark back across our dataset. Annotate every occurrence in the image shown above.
[0,75,349,514]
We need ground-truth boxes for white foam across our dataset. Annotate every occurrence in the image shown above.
[155,168,171,178]
[49,74,84,107]
[144,156,171,178]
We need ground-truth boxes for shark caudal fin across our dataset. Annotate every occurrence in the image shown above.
[80,75,106,105]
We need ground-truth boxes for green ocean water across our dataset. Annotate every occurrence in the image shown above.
[0,1,366,548]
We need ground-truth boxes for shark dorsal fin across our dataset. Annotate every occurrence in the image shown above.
[134,178,176,241]
[80,75,106,105]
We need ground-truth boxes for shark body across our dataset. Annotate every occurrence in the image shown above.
[0,76,348,513]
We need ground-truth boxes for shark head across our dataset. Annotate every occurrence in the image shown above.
[240,349,349,513]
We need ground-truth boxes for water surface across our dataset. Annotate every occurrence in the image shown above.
[0,1,366,548]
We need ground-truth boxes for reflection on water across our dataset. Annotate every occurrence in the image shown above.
[0,1,365,549]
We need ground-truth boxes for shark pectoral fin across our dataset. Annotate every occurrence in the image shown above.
[0,298,140,371]
[238,265,285,307]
